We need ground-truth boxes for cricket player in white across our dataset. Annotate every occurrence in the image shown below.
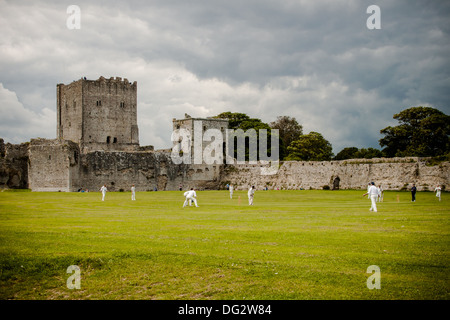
[378,185,383,202]
[248,186,255,205]
[229,185,234,199]
[363,182,378,212]
[131,184,136,200]
[435,185,441,201]
[183,188,199,207]
[100,184,107,201]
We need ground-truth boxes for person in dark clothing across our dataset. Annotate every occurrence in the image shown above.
[411,184,417,202]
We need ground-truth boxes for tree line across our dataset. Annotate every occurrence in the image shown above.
[214,106,450,161]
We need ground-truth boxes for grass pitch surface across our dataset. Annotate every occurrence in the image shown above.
[0,189,448,300]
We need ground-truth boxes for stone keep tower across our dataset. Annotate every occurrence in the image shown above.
[57,76,139,153]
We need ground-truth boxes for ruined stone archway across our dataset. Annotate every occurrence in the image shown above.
[332,176,340,190]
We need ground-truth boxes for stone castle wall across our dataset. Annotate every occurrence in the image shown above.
[221,158,449,191]
[2,77,449,193]
[23,138,223,192]
[77,150,223,192]
[0,138,29,189]
[1,137,449,192]
[27,139,81,192]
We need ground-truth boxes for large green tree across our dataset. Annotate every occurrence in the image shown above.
[215,112,252,129]
[356,148,383,159]
[214,112,275,161]
[286,131,333,161]
[269,116,303,160]
[334,147,359,160]
[334,147,382,160]
[379,106,450,157]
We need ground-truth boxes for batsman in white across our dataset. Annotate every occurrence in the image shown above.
[229,184,234,199]
[363,182,378,212]
[183,188,199,207]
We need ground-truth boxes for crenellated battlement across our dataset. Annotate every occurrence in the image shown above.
[90,76,137,90]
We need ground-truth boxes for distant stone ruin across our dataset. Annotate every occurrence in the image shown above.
[0,76,448,192]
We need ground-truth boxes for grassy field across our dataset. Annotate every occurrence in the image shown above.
[0,189,448,300]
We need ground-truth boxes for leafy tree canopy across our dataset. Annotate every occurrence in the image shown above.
[334,147,359,160]
[379,106,450,157]
[334,147,382,160]
[286,131,333,161]
[270,116,303,160]
[214,112,273,160]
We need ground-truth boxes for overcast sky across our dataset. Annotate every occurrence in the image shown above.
[1,0,449,153]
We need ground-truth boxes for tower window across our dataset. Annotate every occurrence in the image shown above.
[106,136,111,143]
[96,100,102,106]
[120,102,125,108]
[113,137,117,143]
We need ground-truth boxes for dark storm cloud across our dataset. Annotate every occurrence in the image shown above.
[0,0,448,152]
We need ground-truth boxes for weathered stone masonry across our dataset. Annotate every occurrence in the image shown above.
[0,138,29,189]
[220,158,449,192]
[57,76,139,154]
[1,76,448,191]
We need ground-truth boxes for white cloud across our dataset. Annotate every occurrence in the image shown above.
[0,83,56,144]
[0,0,448,154]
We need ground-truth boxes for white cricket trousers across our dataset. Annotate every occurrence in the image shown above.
[183,196,198,207]
[248,195,254,205]
[102,192,106,201]
[370,195,377,212]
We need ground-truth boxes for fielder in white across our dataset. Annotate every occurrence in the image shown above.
[435,185,441,201]
[131,184,136,200]
[363,182,378,212]
[100,184,107,201]
[229,185,234,199]
[248,186,255,205]
[183,188,199,207]
[377,185,383,202]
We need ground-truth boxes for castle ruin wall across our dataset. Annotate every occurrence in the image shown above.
[0,138,29,189]
[221,158,449,192]
[28,139,81,192]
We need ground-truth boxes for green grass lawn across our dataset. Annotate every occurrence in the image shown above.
[0,189,448,300]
